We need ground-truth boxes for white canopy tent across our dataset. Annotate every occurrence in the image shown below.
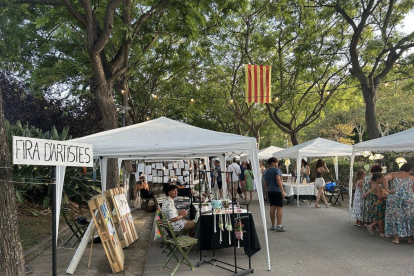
[348,127,414,221]
[57,117,271,273]
[273,137,354,207]
[258,146,284,159]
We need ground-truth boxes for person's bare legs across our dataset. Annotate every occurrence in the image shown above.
[276,206,283,225]
[378,219,385,237]
[249,191,253,204]
[320,191,328,205]
[219,189,223,199]
[315,187,323,206]
[270,205,276,226]
[393,235,400,243]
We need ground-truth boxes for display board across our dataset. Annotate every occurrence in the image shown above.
[104,187,138,248]
[88,194,124,273]
[135,161,193,184]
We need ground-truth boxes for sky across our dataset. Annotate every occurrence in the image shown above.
[402,11,414,34]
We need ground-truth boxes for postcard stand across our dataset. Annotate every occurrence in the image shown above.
[88,194,124,273]
[197,171,253,275]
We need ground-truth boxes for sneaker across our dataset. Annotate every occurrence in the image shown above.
[270,225,277,231]
[276,225,287,232]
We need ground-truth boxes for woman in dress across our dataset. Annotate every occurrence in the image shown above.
[362,172,387,237]
[314,159,330,208]
[300,159,311,183]
[352,169,366,227]
[244,163,254,204]
[161,184,196,236]
[384,163,414,244]
[360,165,382,226]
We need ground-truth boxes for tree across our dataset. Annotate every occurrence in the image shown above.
[1,0,189,188]
[262,2,351,145]
[1,71,104,137]
[376,78,414,136]
[0,87,25,275]
[316,0,414,139]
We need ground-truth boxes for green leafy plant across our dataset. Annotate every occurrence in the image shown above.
[6,121,100,210]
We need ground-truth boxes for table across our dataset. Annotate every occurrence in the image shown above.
[283,183,317,197]
[195,212,260,256]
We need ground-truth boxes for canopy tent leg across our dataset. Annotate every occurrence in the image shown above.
[251,150,271,271]
[348,152,356,222]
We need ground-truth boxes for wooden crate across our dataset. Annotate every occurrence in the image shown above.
[104,187,138,248]
[88,194,124,273]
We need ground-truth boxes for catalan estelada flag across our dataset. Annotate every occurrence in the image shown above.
[245,64,271,103]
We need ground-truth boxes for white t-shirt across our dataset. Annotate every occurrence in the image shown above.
[227,163,241,182]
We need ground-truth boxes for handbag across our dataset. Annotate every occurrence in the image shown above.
[237,183,242,195]
[134,194,142,209]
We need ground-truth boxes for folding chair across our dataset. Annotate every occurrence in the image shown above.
[156,219,198,275]
[61,207,88,247]
[325,185,344,206]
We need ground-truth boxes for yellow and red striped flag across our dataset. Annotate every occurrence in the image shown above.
[245,64,272,103]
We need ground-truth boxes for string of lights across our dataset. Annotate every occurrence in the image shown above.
[142,76,413,105]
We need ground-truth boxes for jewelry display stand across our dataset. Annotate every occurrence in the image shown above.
[196,171,253,275]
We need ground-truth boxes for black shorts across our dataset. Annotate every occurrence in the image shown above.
[217,181,222,190]
[268,191,283,207]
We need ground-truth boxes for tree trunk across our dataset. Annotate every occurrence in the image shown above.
[253,130,260,149]
[361,86,381,140]
[290,131,299,146]
[0,88,25,276]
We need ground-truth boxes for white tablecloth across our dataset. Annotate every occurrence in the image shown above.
[283,183,317,197]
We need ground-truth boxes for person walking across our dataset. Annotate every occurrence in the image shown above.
[314,159,330,208]
[264,157,287,232]
[244,163,254,204]
[384,163,414,244]
[352,169,366,227]
[227,157,241,199]
[362,172,387,237]
[239,161,247,200]
[212,159,223,198]
[360,165,382,226]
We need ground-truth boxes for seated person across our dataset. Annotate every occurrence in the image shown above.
[134,176,156,203]
[162,184,196,236]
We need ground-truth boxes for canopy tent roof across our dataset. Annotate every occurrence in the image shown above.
[273,137,353,158]
[72,117,258,158]
[258,146,284,159]
[353,127,414,152]
[64,117,271,271]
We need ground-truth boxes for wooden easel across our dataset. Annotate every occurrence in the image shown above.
[88,194,124,273]
[104,187,138,248]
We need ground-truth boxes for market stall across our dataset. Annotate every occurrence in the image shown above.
[258,145,284,159]
[274,137,354,207]
[349,127,414,221]
[58,117,271,273]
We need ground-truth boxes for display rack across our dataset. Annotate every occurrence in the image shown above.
[196,170,254,275]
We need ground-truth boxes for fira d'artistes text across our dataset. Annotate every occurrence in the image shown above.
[14,139,91,164]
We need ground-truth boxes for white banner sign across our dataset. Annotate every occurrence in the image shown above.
[12,136,93,167]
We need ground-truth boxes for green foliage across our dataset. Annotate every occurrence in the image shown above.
[6,121,100,210]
